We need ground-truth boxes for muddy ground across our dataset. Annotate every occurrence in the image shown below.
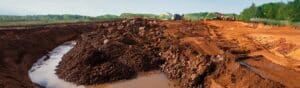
[0,22,105,88]
[1,19,300,88]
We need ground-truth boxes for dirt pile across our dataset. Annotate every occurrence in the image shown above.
[0,23,99,88]
[56,18,166,85]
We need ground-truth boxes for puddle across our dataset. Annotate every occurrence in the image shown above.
[29,41,178,88]
[28,41,84,88]
[87,70,179,88]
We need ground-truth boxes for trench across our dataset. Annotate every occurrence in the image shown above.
[238,58,300,88]
[28,41,175,88]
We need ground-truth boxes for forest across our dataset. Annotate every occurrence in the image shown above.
[239,0,300,22]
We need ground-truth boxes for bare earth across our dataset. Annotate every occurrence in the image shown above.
[1,19,299,88]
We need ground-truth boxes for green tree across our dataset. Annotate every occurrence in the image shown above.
[239,0,300,22]
[289,0,300,21]
[239,3,261,21]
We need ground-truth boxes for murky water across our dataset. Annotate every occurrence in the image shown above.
[28,41,84,88]
[87,71,178,88]
[29,41,176,88]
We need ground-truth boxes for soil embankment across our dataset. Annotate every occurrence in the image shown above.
[0,22,100,88]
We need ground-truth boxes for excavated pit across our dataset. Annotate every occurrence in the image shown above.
[0,18,295,88]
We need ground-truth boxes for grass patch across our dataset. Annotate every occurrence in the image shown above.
[250,18,299,27]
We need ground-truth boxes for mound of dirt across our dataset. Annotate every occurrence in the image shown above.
[56,18,166,85]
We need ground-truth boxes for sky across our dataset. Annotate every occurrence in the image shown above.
[0,0,293,16]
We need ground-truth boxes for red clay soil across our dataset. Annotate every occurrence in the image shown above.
[160,21,284,88]
[0,22,100,88]
[0,19,294,88]
[56,18,166,85]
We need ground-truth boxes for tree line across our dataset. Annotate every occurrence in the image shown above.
[0,13,161,22]
[0,12,235,23]
[0,14,124,22]
[239,0,300,22]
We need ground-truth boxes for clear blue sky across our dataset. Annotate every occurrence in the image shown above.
[0,0,292,16]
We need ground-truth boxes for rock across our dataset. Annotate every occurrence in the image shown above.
[191,74,197,80]
[103,39,109,44]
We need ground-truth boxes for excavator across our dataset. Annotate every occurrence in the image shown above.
[160,12,235,21]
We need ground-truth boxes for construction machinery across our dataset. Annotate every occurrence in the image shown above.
[173,14,184,20]
[159,13,184,20]
[215,12,236,21]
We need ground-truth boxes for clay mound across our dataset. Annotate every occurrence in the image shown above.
[56,18,166,85]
